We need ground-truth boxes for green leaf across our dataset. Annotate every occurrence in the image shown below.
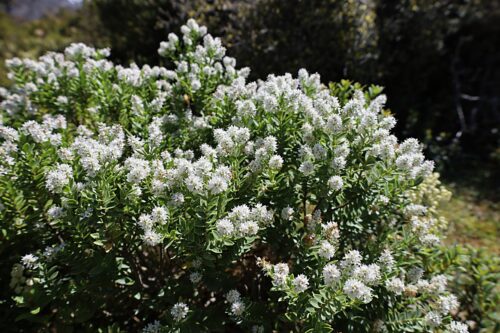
[115,277,135,285]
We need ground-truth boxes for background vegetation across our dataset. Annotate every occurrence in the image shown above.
[0,0,498,331]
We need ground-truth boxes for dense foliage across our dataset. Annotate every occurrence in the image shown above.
[0,19,497,332]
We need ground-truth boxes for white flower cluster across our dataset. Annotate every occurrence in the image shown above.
[292,274,310,293]
[322,221,341,241]
[327,175,344,191]
[319,250,390,304]
[382,268,461,327]
[0,125,19,174]
[267,262,311,294]
[247,136,281,173]
[124,157,151,184]
[215,68,433,189]
[0,89,35,116]
[437,294,459,315]
[343,278,374,304]
[2,41,182,137]
[64,43,110,61]
[47,205,65,219]
[318,240,336,260]
[148,150,234,197]
[20,115,66,145]
[72,124,125,176]
[225,289,245,317]
[39,122,127,194]
[157,18,249,96]
[405,203,445,247]
[448,321,469,333]
[141,320,162,333]
[21,254,39,269]
[385,277,405,295]
[378,249,395,270]
[280,206,294,221]
[213,126,250,156]
[45,163,73,193]
[6,44,113,94]
[271,262,290,286]
[384,270,449,297]
[170,302,189,322]
[215,204,273,238]
[322,263,341,286]
[336,251,380,303]
[136,206,169,246]
[395,138,434,180]
[425,311,443,327]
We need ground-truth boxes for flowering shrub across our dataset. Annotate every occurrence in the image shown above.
[0,19,473,332]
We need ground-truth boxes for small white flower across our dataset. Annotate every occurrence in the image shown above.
[327,175,344,191]
[331,156,346,170]
[268,155,283,170]
[171,302,189,321]
[438,294,459,314]
[216,219,234,237]
[298,160,314,176]
[448,321,469,333]
[190,271,202,284]
[46,164,73,193]
[420,233,441,246]
[292,274,309,293]
[124,157,150,184]
[225,289,241,303]
[323,263,341,286]
[416,279,431,293]
[353,264,381,285]
[378,249,395,271]
[21,254,38,269]
[238,220,259,236]
[191,79,201,91]
[340,250,363,272]
[142,229,162,246]
[230,300,245,316]
[343,278,373,303]
[280,206,294,221]
[56,95,68,105]
[425,311,442,327]
[151,206,169,225]
[274,263,289,276]
[430,274,448,294]
[318,241,336,260]
[142,320,162,333]
[385,277,405,295]
[47,206,65,219]
[170,193,185,206]
[272,263,289,286]
[322,221,340,240]
[207,175,229,195]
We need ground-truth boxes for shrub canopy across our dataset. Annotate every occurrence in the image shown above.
[0,19,473,333]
